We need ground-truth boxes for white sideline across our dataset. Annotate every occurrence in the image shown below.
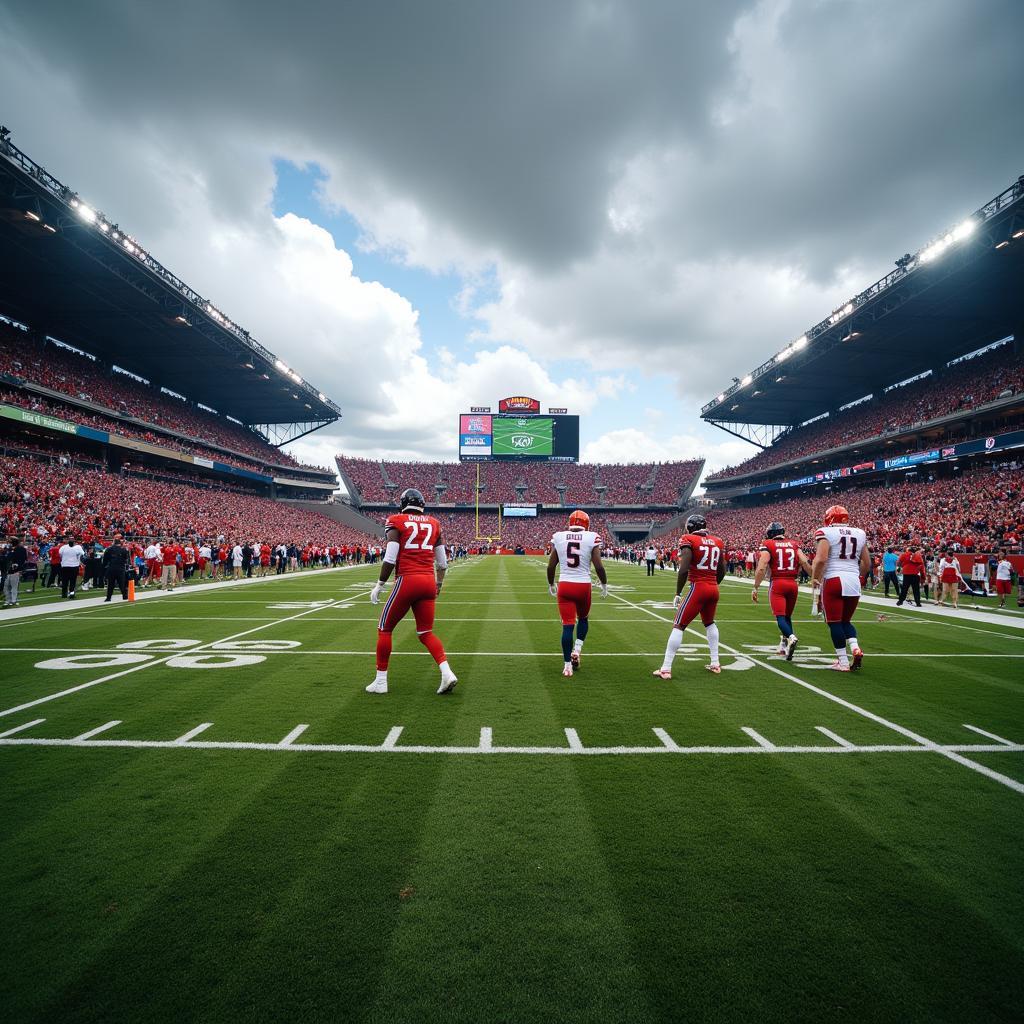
[607,591,1024,796]
[723,576,1024,632]
[0,562,374,623]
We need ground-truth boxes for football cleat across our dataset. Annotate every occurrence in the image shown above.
[785,635,799,661]
[651,669,672,680]
[437,673,458,695]
[828,661,851,672]
[570,650,580,670]
[562,665,574,678]
[365,680,388,694]
[850,649,863,672]
[567,509,590,530]
[706,663,721,674]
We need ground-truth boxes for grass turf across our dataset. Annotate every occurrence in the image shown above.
[1,555,1022,1022]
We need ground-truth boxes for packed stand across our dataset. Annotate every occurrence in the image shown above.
[658,463,1023,554]
[0,454,374,549]
[708,344,1024,482]
[0,328,332,479]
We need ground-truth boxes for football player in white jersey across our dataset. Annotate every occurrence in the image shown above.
[810,504,870,671]
[547,509,608,677]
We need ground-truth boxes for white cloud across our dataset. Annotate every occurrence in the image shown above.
[581,426,753,480]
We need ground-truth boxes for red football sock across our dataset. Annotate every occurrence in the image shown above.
[418,631,447,665]
[376,631,392,671]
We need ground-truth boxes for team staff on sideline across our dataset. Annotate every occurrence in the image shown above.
[58,534,86,599]
[881,547,899,597]
[994,550,1014,608]
[102,534,132,602]
[896,544,925,607]
[2,535,28,608]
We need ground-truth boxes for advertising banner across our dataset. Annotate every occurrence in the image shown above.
[498,396,541,414]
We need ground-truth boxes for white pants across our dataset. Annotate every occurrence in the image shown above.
[3,571,20,604]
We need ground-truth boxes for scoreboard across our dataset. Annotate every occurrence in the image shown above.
[459,412,579,462]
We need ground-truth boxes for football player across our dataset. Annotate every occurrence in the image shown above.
[547,509,608,677]
[366,488,457,695]
[653,512,726,678]
[751,521,812,660]
[810,505,869,671]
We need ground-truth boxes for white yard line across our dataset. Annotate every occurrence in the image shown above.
[278,724,310,747]
[1,732,1021,757]
[0,717,45,738]
[72,720,121,741]
[0,599,350,719]
[174,722,214,744]
[608,591,1024,795]
[962,724,1015,746]
[816,727,855,749]
[741,727,776,750]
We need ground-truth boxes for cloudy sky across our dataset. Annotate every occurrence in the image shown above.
[1,0,1021,476]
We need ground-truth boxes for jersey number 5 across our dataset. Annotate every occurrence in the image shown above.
[566,541,580,568]
[404,522,434,550]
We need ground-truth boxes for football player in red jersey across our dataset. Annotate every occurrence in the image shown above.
[751,521,812,660]
[653,513,726,678]
[365,488,457,695]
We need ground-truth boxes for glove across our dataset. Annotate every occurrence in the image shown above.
[673,594,683,610]
[599,583,608,598]
[370,581,386,605]
[548,583,558,597]
[810,582,822,617]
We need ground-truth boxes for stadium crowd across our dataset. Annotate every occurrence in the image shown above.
[0,328,332,480]
[0,454,373,549]
[337,455,701,506]
[709,343,1024,481]
[659,463,1024,555]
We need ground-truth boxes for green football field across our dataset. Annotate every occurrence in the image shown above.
[2,555,1022,1023]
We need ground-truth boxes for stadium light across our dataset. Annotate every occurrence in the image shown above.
[716,393,725,403]
[275,359,288,372]
[794,335,807,349]
[24,211,40,221]
[76,203,97,225]
[740,374,752,386]
[318,392,326,402]
[952,219,976,241]
[776,347,791,362]
[1012,230,1024,239]
[43,223,56,233]
[995,240,1010,249]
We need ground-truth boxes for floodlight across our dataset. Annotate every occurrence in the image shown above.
[843,303,853,316]
[76,204,97,225]
[25,211,40,221]
[794,336,807,350]
[716,393,725,403]
[740,374,752,386]
[275,359,287,371]
[952,219,976,241]
[777,347,791,362]
[318,392,326,401]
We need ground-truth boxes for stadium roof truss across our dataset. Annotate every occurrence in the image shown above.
[0,129,341,443]
[701,174,1024,444]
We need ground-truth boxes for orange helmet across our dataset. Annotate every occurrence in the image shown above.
[823,505,850,526]
[568,509,590,530]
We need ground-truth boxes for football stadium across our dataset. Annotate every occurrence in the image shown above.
[2,5,1024,1022]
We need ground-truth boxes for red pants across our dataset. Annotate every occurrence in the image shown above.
[378,574,437,634]
[822,576,859,623]
[995,579,1012,595]
[675,581,719,628]
[557,581,592,625]
[769,578,798,617]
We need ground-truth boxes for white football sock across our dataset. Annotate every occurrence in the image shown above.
[706,623,720,664]
[835,648,849,668]
[661,628,683,671]
[439,660,454,679]
[375,669,388,682]
[573,639,584,653]
[848,639,862,654]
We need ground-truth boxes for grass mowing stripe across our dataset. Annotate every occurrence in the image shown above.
[608,590,1024,796]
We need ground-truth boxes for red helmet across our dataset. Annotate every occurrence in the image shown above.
[568,509,590,530]
[823,505,850,526]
